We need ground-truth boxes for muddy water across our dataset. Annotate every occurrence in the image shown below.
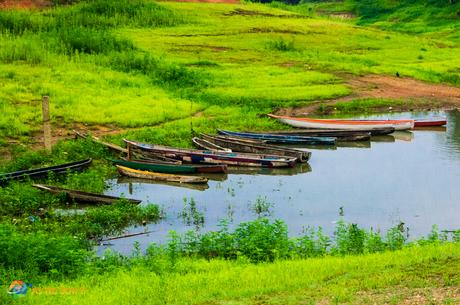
[102,111,460,254]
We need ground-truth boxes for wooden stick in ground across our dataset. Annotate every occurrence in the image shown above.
[42,96,52,151]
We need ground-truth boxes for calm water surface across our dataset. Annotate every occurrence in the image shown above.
[102,111,460,254]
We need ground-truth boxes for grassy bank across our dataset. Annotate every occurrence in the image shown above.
[0,1,459,303]
[0,0,459,145]
[2,242,459,304]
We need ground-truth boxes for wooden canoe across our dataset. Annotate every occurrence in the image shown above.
[0,159,92,184]
[414,118,447,127]
[32,184,141,205]
[217,130,337,145]
[113,158,228,174]
[268,114,414,131]
[117,165,208,184]
[117,176,211,191]
[201,134,311,163]
[258,129,389,137]
[192,137,232,152]
[124,139,297,168]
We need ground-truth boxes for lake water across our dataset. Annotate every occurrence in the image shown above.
[101,110,460,254]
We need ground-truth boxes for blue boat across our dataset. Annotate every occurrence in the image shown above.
[217,130,336,145]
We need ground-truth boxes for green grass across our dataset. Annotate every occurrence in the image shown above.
[0,2,459,302]
[5,242,459,305]
[0,0,459,143]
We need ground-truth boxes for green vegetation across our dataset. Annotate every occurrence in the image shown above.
[0,1,459,303]
[0,219,458,304]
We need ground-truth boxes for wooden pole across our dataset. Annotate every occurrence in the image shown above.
[42,96,52,151]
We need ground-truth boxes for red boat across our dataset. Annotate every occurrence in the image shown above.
[414,118,447,127]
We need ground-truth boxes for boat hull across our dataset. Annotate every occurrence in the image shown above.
[0,159,92,184]
[32,184,141,205]
[117,165,208,184]
[217,130,336,145]
[414,119,447,127]
[125,140,297,168]
[268,115,414,131]
[201,134,311,163]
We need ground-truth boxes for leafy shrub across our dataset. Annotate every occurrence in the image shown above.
[0,224,89,281]
[266,38,296,52]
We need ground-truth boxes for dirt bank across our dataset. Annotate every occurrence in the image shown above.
[276,75,460,116]
[0,0,51,9]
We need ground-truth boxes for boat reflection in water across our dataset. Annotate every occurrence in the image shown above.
[227,162,311,176]
[392,131,414,142]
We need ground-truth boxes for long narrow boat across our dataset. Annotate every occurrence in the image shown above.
[217,130,336,145]
[200,134,311,163]
[414,118,447,127]
[0,159,92,184]
[255,128,393,137]
[111,158,227,174]
[192,137,232,152]
[117,177,211,191]
[117,165,208,184]
[124,139,297,168]
[32,184,141,205]
[268,114,414,131]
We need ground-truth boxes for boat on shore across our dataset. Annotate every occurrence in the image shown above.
[117,165,208,184]
[0,159,92,184]
[414,118,447,127]
[32,184,141,205]
[268,114,414,131]
[192,137,232,152]
[241,128,390,137]
[217,130,337,145]
[200,134,311,163]
[124,139,297,168]
[111,158,227,174]
[117,177,211,191]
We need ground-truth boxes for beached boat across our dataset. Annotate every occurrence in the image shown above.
[414,118,447,127]
[117,165,208,184]
[124,139,297,168]
[192,137,232,152]
[111,158,227,174]
[0,159,92,184]
[217,130,337,145]
[268,114,414,131]
[200,134,311,163]
[32,184,141,205]
[117,177,211,191]
[256,128,394,137]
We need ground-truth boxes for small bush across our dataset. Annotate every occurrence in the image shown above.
[266,37,296,52]
[0,224,89,281]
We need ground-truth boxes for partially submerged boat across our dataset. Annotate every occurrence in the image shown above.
[200,134,311,163]
[111,158,227,174]
[268,114,414,131]
[117,165,208,184]
[217,129,337,145]
[124,139,297,168]
[32,184,141,205]
[0,159,92,184]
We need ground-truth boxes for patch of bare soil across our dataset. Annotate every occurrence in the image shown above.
[277,74,460,116]
[224,8,310,19]
[0,0,52,9]
[355,286,460,305]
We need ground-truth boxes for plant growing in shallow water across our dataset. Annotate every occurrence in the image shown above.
[249,195,274,218]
